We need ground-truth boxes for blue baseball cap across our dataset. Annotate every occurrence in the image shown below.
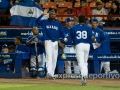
[2,44,8,49]
[66,17,72,22]
[98,24,103,30]
[91,18,98,23]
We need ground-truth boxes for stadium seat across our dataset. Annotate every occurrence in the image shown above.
[56,17,65,22]
[74,2,80,8]
[42,2,57,9]
[89,2,96,8]
[57,2,72,8]
[57,2,72,14]
[74,2,89,8]
[105,1,112,9]
[105,1,112,12]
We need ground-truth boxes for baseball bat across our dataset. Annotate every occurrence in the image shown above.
[35,42,38,74]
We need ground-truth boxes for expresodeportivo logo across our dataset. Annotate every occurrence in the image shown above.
[55,73,120,79]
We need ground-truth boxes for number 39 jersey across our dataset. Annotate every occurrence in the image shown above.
[70,24,94,45]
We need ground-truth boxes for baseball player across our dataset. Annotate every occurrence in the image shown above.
[1,44,13,72]
[15,36,29,52]
[90,18,105,54]
[1,44,9,53]
[36,9,67,79]
[59,17,80,74]
[14,36,29,73]
[70,14,97,86]
[26,27,45,77]
[9,45,15,53]
[98,25,111,74]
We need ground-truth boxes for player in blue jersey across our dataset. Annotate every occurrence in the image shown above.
[15,36,29,52]
[98,25,111,74]
[26,27,45,77]
[1,44,9,53]
[36,9,67,79]
[14,36,29,73]
[70,14,98,86]
[59,17,80,74]
[90,18,105,54]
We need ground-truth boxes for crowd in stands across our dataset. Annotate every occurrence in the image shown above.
[0,0,120,26]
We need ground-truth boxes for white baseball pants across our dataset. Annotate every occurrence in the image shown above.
[45,40,58,77]
[101,61,110,73]
[75,43,90,78]
[30,53,45,68]
[64,46,80,74]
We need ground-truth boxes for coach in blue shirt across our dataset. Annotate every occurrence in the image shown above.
[98,24,111,74]
[90,18,105,53]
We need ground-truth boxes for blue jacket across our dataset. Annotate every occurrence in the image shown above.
[36,15,66,41]
[90,28,105,53]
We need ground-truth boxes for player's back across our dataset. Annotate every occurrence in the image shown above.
[71,24,93,45]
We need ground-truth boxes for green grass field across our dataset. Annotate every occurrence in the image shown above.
[0,84,120,90]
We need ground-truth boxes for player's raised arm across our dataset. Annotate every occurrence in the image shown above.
[36,9,49,25]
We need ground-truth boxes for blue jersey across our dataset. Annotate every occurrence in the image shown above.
[70,24,93,45]
[90,28,105,53]
[16,44,29,52]
[26,34,44,55]
[102,31,111,54]
[36,15,65,41]
[0,0,10,8]
[60,26,73,45]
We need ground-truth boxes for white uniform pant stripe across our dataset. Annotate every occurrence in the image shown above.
[45,40,58,77]
[75,43,90,77]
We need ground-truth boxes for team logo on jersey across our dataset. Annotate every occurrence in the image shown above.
[46,25,58,30]
[26,8,34,16]
[95,33,98,37]
[65,33,69,37]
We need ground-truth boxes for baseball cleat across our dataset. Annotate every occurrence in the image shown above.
[81,77,86,86]
[46,74,56,80]
[46,74,52,79]
[51,77,56,80]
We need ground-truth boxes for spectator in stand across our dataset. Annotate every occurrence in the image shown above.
[73,0,91,24]
[104,0,120,26]
[92,0,108,25]
[14,36,29,73]
[0,0,11,26]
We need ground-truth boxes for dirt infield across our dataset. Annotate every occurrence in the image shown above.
[0,78,120,86]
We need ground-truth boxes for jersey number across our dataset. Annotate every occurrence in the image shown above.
[76,31,87,39]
